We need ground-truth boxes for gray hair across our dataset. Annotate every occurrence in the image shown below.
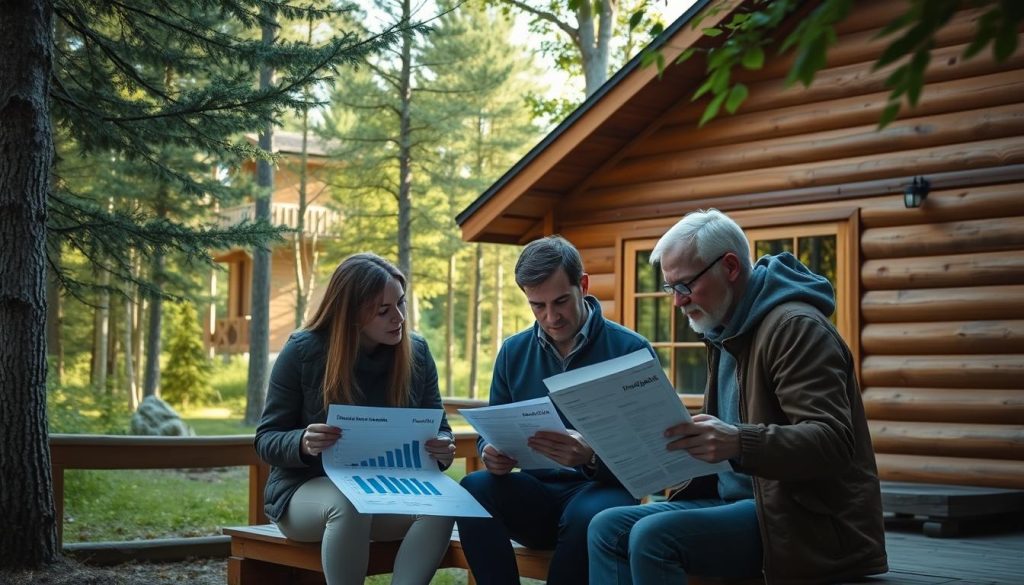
[514,235,584,288]
[650,209,752,270]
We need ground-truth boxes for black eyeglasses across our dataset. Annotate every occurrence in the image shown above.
[662,254,726,296]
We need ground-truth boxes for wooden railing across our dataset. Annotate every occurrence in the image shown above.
[50,399,487,555]
[211,316,250,354]
[217,203,341,236]
[49,434,267,549]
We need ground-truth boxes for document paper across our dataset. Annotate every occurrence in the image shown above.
[459,396,571,470]
[322,404,490,517]
[543,349,729,499]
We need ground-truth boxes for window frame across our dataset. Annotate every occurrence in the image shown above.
[620,211,860,408]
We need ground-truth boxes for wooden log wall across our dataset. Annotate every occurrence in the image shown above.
[860,183,1024,489]
[549,1,1024,488]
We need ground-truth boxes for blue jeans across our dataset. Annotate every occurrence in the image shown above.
[457,470,636,585]
[588,498,762,585]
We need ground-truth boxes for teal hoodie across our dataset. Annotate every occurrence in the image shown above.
[705,253,835,500]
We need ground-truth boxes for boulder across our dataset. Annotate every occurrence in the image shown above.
[130,395,195,436]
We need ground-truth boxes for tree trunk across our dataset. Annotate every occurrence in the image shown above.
[445,254,455,397]
[576,0,616,96]
[0,0,59,567]
[396,0,415,331]
[106,295,118,392]
[124,285,138,410]
[133,258,144,392]
[293,19,316,329]
[91,267,110,390]
[206,265,216,359]
[142,250,164,398]
[245,10,276,426]
[466,244,483,399]
[45,245,63,384]
[493,246,503,355]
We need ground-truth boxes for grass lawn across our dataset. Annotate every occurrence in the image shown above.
[63,467,248,542]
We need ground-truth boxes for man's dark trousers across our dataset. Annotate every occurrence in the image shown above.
[458,468,636,585]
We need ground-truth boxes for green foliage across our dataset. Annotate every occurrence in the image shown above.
[161,302,216,408]
[682,0,801,127]
[47,383,132,435]
[656,0,1024,127]
[50,0,397,297]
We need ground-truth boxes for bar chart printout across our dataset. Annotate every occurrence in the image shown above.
[323,404,490,517]
[352,440,422,469]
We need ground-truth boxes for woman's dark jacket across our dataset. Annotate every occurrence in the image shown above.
[254,329,452,522]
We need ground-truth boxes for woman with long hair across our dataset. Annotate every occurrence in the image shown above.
[255,253,455,585]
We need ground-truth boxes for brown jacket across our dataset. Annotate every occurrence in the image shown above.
[702,301,887,584]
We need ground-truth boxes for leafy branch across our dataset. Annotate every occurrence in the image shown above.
[636,0,1023,127]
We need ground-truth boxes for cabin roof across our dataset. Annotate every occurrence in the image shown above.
[455,0,735,243]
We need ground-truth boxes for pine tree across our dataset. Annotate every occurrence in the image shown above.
[1,0,406,570]
[161,302,215,408]
[416,3,542,395]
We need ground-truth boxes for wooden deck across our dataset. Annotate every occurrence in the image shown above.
[852,522,1024,584]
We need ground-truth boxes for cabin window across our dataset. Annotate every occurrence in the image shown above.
[623,220,854,404]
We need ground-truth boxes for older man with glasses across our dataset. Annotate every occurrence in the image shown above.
[587,209,887,585]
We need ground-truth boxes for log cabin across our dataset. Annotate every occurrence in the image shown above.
[209,132,339,354]
[456,0,1024,490]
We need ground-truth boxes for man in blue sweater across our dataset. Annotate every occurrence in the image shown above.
[458,235,654,585]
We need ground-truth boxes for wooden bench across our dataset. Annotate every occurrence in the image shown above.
[223,524,552,584]
[223,428,552,584]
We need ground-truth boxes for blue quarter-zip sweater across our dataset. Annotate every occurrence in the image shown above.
[487,295,655,482]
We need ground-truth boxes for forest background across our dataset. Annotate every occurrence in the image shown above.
[48,0,687,438]
[39,0,685,551]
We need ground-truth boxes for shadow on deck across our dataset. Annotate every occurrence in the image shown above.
[854,516,1024,584]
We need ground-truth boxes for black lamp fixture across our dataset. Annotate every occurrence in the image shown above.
[903,176,930,208]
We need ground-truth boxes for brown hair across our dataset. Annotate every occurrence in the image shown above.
[514,235,584,288]
[304,253,411,410]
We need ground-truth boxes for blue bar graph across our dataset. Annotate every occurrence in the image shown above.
[377,475,399,493]
[367,478,387,494]
[352,474,444,498]
[351,440,425,469]
[391,477,410,494]
[354,476,374,494]
[410,478,431,496]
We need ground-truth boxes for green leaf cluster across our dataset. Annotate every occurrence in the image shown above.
[662,0,1023,127]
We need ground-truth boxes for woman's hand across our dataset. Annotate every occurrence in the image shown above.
[425,435,456,468]
[302,423,341,457]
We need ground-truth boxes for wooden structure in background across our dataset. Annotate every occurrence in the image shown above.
[210,132,340,354]
[456,0,1024,489]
